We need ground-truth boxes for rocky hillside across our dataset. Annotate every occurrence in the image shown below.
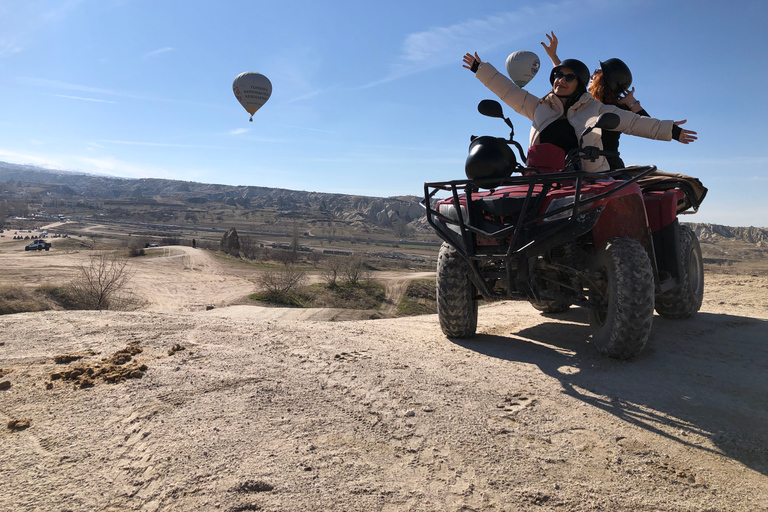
[3,162,764,241]
[687,223,768,244]
[0,162,425,233]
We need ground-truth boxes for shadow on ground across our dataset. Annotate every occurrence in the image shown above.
[452,311,768,476]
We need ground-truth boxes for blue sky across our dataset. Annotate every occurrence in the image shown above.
[0,0,766,227]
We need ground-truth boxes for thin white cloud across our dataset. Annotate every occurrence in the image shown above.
[0,148,51,165]
[1,0,87,57]
[285,88,326,104]
[0,39,22,57]
[18,76,222,109]
[144,47,174,58]
[20,77,117,95]
[279,125,337,134]
[229,128,249,135]
[362,0,590,88]
[54,94,117,104]
[77,155,179,179]
[98,140,224,149]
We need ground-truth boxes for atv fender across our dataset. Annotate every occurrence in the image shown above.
[592,183,652,255]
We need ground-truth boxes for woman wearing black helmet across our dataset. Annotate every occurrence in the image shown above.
[462,50,696,174]
[541,31,696,168]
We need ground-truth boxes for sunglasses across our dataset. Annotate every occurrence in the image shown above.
[553,71,578,82]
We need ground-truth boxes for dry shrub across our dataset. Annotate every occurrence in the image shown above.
[68,252,138,310]
[128,246,146,257]
[320,256,345,288]
[257,265,307,304]
[342,253,371,285]
[35,284,79,310]
[0,286,53,315]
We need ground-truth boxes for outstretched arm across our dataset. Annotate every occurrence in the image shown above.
[540,31,561,66]
[462,52,542,122]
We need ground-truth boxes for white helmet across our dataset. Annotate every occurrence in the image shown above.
[505,50,540,87]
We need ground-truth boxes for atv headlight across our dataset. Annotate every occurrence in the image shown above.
[543,194,594,222]
[438,203,467,221]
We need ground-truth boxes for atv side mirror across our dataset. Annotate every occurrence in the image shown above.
[478,100,505,119]
[580,112,622,146]
[594,113,620,131]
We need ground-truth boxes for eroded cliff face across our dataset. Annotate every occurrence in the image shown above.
[0,163,429,234]
[689,223,768,244]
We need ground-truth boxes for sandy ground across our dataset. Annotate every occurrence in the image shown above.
[1,231,768,511]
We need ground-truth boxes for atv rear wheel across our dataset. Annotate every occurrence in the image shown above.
[589,237,655,359]
[436,243,478,338]
[655,224,703,319]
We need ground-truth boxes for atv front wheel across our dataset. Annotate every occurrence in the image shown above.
[436,243,478,338]
[655,224,703,319]
[589,237,655,359]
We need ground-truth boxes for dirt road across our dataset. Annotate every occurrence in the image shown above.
[1,236,767,511]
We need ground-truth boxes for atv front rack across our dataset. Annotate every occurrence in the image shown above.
[423,166,656,299]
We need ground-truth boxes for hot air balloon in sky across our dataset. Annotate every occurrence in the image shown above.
[232,72,272,121]
[505,51,540,88]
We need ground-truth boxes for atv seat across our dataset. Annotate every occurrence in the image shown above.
[643,189,684,233]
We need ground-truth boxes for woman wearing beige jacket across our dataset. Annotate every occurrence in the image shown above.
[462,52,696,173]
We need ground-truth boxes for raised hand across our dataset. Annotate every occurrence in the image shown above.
[540,31,560,66]
[462,52,482,73]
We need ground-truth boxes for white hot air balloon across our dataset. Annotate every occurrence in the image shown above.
[232,72,272,121]
[505,51,540,88]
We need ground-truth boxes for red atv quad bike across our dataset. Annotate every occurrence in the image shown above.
[423,100,706,359]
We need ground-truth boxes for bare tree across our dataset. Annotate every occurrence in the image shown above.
[69,252,135,310]
[342,253,371,286]
[291,220,301,258]
[392,219,413,239]
[320,256,345,289]
[307,250,323,268]
[239,234,259,259]
[257,265,307,302]
[273,248,296,266]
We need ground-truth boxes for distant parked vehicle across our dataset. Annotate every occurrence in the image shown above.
[25,239,51,251]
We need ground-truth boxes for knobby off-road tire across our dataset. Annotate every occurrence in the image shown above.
[436,243,478,338]
[655,224,703,319]
[589,237,655,359]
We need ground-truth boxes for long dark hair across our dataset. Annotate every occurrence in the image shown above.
[589,72,619,105]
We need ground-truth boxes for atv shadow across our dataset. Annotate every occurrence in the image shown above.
[450,311,768,476]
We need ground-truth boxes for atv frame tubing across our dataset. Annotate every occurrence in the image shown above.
[423,165,657,301]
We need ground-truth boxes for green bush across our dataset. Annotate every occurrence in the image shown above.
[396,279,436,316]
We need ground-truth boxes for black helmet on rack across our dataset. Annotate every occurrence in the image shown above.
[549,58,590,88]
[465,136,516,182]
[599,58,633,96]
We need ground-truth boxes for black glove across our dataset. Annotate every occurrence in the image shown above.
[672,124,682,141]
